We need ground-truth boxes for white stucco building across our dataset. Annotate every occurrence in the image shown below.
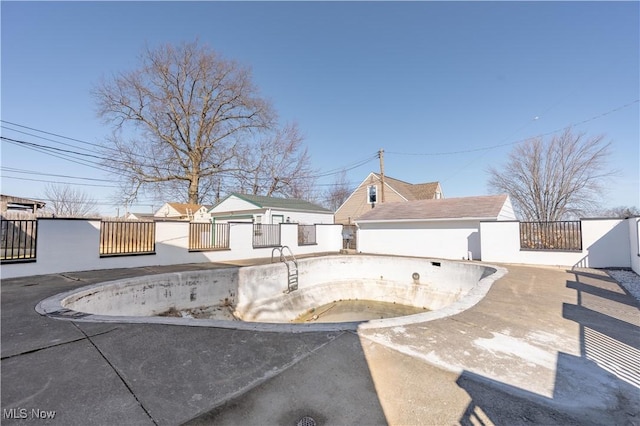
[356,194,515,261]
[209,193,334,225]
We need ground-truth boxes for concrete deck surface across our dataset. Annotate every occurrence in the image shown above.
[1,259,639,425]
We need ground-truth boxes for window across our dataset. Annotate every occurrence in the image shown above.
[367,185,377,204]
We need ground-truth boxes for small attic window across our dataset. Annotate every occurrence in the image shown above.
[367,185,377,204]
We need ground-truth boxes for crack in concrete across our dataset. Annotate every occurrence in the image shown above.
[58,273,86,282]
[0,327,119,360]
[70,322,158,426]
[184,331,347,423]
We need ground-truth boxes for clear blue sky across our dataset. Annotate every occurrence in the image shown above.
[2,1,638,216]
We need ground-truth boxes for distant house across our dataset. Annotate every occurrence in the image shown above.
[1,195,46,214]
[356,194,515,261]
[209,193,334,225]
[334,172,443,225]
[154,203,210,222]
[125,212,156,221]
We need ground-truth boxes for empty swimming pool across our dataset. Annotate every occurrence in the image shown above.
[36,255,506,332]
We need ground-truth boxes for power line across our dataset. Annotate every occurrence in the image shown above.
[1,125,104,156]
[1,136,126,175]
[2,176,118,188]
[1,120,108,151]
[1,136,110,161]
[386,99,639,157]
[308,153,379,179]
[2,120,379,181]
[14,195,156,208]
[2,132,379,183]
[1,167,113,182]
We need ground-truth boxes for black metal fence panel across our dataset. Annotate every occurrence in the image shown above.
[189,222,230,250]
[253,224,281,248]
[298,225,317,245]
[519,221,582,251]
[100,220,156,256]
[1,219,37,263]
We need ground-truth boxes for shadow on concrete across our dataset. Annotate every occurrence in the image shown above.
[456,269,640,425]
[4,261,639,425]
[1,265,387,425]
[183,332,387,425]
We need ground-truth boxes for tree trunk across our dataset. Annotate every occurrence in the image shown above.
[188,175,200,204]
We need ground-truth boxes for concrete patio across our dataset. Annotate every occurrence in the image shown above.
[1,258,639,425]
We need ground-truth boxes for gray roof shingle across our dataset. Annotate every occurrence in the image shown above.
[357,194,509,222]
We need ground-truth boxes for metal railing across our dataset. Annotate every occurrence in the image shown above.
[189,222,230,250]
[298,224,317,245]
[253,223,281,248]
[1,219,37,263]
[100,220,156,256]
[519,221,582,251]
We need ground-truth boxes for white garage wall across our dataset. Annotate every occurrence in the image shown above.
[358,220,482,261]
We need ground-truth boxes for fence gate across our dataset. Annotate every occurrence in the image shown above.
[342,225,357,250]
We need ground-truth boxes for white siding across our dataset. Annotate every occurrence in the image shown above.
[192,207,211,222]
[154,203,180,218]
[209,196,257,214]
[497,197,516,221]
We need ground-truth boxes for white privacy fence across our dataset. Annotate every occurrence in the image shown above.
[2,216,638,279]
[481,217,639,272]
[0,219,342,279]
[357,216,639,274]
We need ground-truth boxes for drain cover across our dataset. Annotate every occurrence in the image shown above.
[296,416,316,426]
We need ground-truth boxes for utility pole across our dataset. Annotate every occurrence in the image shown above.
[379,148,385,203]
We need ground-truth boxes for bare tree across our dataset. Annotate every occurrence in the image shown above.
[94,40,277,204]
[323,170,352,211]
[232,122,318,200]
[42,184,99,217]
[598,206,640,218]
[487,129,616,221]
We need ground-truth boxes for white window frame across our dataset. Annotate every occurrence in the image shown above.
[367,185,378,205]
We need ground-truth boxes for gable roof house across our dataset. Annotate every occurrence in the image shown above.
[154,203,210,222]
[356,194,515,261]
[125,212,156,221]
[334,172,443,225]
[209,193,334,224]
